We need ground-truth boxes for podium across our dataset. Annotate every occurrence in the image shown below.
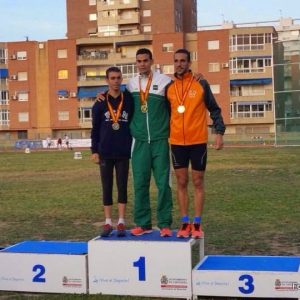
[88,230,204,299]
[192,255,300,298]
[0,241,88,294]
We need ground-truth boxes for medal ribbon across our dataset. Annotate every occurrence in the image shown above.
[139,72,153,106]
[174,74,194,107]
[106,93,124,124]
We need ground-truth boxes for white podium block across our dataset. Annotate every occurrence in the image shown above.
[88,230,204,299]
[0,241,88,294]
[193,255,300,299]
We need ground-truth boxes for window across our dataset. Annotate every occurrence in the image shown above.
[210,84,220,94]
[162,65,174,74]
[0,109,9,125]
[162,43,174,52]
[18,112,29,122]
[230,57,272,74]
[208,63,220,72]
[190,51,198,62]
[17,51,27,60]
[230,33,272,52]
[230,85,267,97]
[0,91,8,105]
[58,70,68,79]
[230,101,272,119]
[18,92,29,101]
[17,72,28,81]
[143,25,151,33]
[58,111,69,121]
[57,49,67,59]
[89,0,96,5]
[208,40,219,50]
[78,108,92,123]
[89,13,97,21]
[0,48,7,64]
[98,25,118,36]
[116,64,138,79]
[143,10,151,17]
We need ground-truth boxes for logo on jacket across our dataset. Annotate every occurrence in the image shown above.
[189,89,197,98]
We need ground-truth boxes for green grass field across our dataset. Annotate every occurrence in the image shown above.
[0,146,299,299]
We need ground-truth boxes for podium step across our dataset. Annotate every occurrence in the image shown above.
[193,255,300,298]
[0,241,88,294]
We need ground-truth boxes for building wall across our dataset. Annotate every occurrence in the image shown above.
[66,0,97,39]
[67,0,197,38]
[152,32,185,73]
[48,39,78,132]
[7,42,38,137]
[196,30,231,126]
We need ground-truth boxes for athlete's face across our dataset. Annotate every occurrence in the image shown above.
[174,52,191,76]
[106,71,122,92]
[136,54,153,75]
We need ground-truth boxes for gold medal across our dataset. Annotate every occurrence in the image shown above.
[139,73,152,114]
[177,105,185,113]
[112,122,120,130]
[141,104,148,113]
[174,74,194,114]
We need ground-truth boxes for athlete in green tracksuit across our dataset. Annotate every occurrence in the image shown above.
[127,48,173,237]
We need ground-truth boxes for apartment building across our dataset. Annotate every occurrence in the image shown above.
[1,0,299,144]
[66,0,197,39]
[273,18,300,145]
[69,0,196,137]
[0,42,9,140]
[5,39,78,140]
[2,0,196,140]
[195,25,276,139]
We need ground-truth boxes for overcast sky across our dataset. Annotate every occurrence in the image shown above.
[0,0,299,42]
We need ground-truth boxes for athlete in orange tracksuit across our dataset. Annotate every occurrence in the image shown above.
[166,48,226,239]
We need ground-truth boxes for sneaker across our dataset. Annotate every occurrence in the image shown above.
[191,223,204,239]
[117,223,126,237]
[100,224,113,237]
[177,223,191,238]
[131,226,152,236]
[160,227,172,237]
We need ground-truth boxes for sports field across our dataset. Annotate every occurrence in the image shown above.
[0,146,299,299]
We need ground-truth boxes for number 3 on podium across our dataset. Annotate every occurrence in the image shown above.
[239,274,254,294]
[133,256,146,281]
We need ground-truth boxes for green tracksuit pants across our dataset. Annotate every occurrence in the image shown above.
[131,138,173,229]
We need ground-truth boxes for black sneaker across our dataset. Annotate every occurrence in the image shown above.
[100,224,113,237]
[117,223,126,237]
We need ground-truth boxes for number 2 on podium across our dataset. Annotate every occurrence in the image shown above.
[32,264,46,283]
[133,256,146,281]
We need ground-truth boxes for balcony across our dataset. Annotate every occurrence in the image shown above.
[97,0,139,11]
[77,51,135,66]
[79,120,92,128]
[77,75,106,87]
[230,67,273,80]
[231,90,274,102]
[98,13,139,26]
[230,111,274,124]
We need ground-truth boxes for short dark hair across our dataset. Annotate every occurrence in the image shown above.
[136,48,153,60]
[175,48,191,62]
[106,66,121,78]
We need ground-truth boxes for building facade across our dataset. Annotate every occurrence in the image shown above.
[0,0,299,145]
[273,18,300,145]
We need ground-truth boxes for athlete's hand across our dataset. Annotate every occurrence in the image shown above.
[96,93,105,102]
[91,153,100,164]
[214,134,224,150]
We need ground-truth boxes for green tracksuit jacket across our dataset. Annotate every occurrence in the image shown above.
[126,71,173,228]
